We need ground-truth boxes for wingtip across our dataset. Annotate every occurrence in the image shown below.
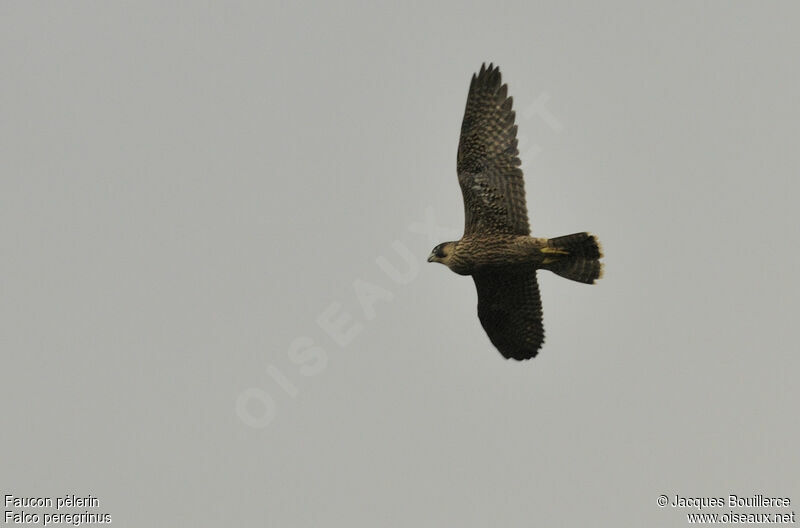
[475,62,503,93]
[501,343,541,361]
[478,62,501,75]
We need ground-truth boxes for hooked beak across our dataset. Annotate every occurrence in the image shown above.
[427,253,435,263]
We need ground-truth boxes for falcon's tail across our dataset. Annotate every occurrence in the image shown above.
[542,232,603,284]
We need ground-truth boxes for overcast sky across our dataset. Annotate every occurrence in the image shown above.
[2,2,799,526]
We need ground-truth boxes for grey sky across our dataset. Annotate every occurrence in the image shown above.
[2,2,798,526]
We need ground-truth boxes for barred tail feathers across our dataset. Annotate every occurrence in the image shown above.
[543,232,603,284]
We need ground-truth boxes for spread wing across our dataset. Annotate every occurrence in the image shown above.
[473,265,544,360]
[457,63,530,236]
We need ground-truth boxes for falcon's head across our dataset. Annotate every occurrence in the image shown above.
[427,242,456,265]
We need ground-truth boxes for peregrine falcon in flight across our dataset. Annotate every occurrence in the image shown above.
[428,64,603,360]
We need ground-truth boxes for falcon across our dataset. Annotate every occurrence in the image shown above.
[428,64,603,360]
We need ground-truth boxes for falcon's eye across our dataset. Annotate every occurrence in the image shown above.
[435,245,446,258]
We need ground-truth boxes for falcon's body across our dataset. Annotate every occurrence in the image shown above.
[428,64,603,360]
[433,234,548,276]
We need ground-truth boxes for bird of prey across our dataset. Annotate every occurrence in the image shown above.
[428,64,603,360]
